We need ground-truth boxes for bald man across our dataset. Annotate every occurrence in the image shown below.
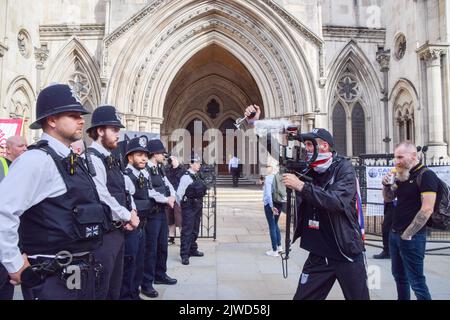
[5,136,27,164]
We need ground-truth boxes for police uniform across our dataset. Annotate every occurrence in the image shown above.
[0,157,14,300]
[140,139,177,299]
[0,84,110,300]
[120,137,150,300]
[86,105,134,300]
[177,156,207,265]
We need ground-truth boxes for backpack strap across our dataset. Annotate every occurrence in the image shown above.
[414,165,428,189]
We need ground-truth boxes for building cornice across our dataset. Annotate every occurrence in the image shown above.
[323,25,386,43]
[416,42,450,61]
[39,24,105,41]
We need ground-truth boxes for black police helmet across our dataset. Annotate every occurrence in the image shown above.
[30,83,90,130]
[126,136,149,157]
[147,139,166,154]
[86,105,125,133]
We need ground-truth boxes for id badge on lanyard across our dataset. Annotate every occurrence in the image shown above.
[308,213,320,230]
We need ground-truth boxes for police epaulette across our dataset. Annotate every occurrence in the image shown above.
[27,140,49,151]
[124,168,133,175]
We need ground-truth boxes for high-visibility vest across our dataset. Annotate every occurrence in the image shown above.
[0,157,8,177]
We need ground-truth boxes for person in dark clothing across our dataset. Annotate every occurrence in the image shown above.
[245,103,369,300]
[383,141,438,300]
[165,156,186,244]
[373,201,395,259]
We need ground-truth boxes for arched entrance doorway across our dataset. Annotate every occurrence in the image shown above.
[162,44,263,175]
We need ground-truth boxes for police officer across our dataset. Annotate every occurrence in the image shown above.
[86,105,140,300]
[140,139,177,299]
[177,154,207,265]
[0,84,110,300]
[120,137,151,300]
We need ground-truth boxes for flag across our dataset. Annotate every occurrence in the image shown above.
[355,178,365,240]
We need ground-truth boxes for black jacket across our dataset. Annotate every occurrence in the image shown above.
[165,165,186,190]
[293,154,365,261]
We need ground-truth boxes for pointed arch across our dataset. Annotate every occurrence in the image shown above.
[326,40,382,154]
[105,0,320,127]
[45,37,101,111]
[5,76,36,140]
[390,78,420,145]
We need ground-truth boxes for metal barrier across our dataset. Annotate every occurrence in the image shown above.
[354,154,450,246]
[199,165,217,239]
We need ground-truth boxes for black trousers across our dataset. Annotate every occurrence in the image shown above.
[293,253,370,300]
[382,202,395,253]
[0,264,14,300]
[92,229,125,300]
[141,210,168,291]
[180,199,203,258]
[231,168,239,186]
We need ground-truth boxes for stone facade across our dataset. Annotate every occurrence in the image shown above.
[0,0,449,167]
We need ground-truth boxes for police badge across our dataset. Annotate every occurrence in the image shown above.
[68,84,82,103]
[139,137,147,148]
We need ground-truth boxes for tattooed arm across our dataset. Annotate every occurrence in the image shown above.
[401,193,436,240]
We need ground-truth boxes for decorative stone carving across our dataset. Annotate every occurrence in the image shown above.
[18,30,31,58]
[34,44,49,70]
[417,44,448,67]
[376,48,391,72]
[136,13,294,115]
[337,75,360,102]
[39,24,105,41]
[68,72,91,100]
[105,0,324,98]
[394,33,406,60]
[0,42,8,58]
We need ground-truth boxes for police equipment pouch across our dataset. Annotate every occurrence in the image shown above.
[185,179,207,199]
[72,203,109,240]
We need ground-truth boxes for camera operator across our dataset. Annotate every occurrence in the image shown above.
[245,105,369,300]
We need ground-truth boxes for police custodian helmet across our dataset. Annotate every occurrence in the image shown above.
[86,105,125,133]
[147,139,167,154]
[126,136,149,157]
[30,83,90,130]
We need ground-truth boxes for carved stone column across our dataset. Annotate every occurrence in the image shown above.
[376,48,391,153]
[150,117,164,134]
[34,44,49,92]
[418,44,449,159]
[139,116,150,132]
[125,114,136,131]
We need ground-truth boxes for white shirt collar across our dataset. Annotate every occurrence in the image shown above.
[90,141,111,156]
[126,163,142,176]
[41,133,71,158]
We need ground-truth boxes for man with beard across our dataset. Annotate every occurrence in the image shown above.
[382,141,438,300]
[121,137,151,300]
[87,105,140,300]
[140,139,177,299]
[0,84,111,299]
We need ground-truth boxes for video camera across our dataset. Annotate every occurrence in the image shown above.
[278,126,319,183]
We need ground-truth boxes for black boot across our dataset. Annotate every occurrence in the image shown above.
[373,250,390,259]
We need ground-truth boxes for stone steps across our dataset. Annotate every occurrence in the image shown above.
[215,186,263,203]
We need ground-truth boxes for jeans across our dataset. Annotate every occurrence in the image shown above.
[389,230,431,300]
[264,204,282,251]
